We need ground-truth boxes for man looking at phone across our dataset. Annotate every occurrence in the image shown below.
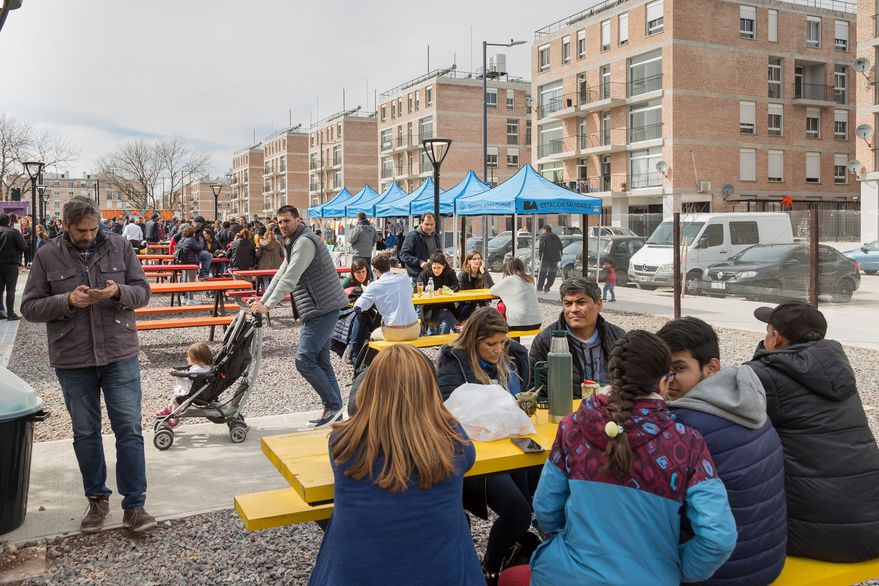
[22,196,155,534]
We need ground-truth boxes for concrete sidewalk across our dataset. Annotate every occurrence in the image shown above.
[1,410,325,545]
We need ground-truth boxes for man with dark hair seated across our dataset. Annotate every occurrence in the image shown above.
[529,276,624,397]
[748,302,879,563]
[354,254,419,343]
[657,316,786,585]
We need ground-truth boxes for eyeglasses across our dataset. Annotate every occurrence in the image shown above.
[664,371,677,382]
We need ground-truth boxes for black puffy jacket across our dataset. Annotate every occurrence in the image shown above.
[748,339,879,562]
[436,341,530,401]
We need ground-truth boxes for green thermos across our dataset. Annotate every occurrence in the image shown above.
[547,330,573,423]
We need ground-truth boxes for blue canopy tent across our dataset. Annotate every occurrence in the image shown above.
[324,185,376,218]
[307,187,352,219]
[374,178,440,218]
[410,170,488,216]
[346,182,407,218]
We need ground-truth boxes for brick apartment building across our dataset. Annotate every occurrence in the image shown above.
[180,180,232,221]
[263,126,309,216]
[231,144,265,219]
[532,0,857,230]
[308,109,378,215]
[9,172,135,218]
[376,65,533,194]
[856,0,879,241]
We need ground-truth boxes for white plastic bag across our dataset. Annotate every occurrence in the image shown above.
[444,383,536,442]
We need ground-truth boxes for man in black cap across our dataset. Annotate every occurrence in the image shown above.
[747,301,879,563]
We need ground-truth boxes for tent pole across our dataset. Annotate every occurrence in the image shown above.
[459,214,466,269]
[512,213,517,258]
[582,214,588,278]
[531,214,537,280]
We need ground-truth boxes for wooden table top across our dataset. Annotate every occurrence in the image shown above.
[141,264,199,271]
[262,402,576,505]
[231,269,278,277]
[137,254,173,260]
[412,288,496,306]
[149,280,252,293]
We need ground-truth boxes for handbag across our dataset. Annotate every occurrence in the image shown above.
[330,308,357,357]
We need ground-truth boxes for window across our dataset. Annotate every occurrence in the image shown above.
[730,221,759,245]
[806,152,821,183]
[807,16,821,48]
[834,65,847,104]
[768,150,784,182]
[525,120,532,145]
[538,122,563,158]
[768,104,783,136]
[538,44,550,71]
[337,123,342,138]
[768,57,782,98]
[332,145,341,166]
[740,101,756,134]
[619,13,629,45]
[806,108,820,138]
[834,20,849,51]
[415,92,420,111]
[381,157,393,179]
[740,6,756,39]
[577,29,586,59]
[333,170,341,189]
[834,110,848,139]
[629,50,662,96]
[507,148,519,168]
[425,86,433,106]
[700,224,724,247]
[579,118,589,149]
[562,35,571,64]
[407,94,413,113]
[487,147,498,168]
[740,148,756,181]
[419,116,433,140]
[397,98,402,118]
[380,129,392,151]
[506,89,514,109]
[420,151,431,173]
[391,101,396,117]
[486,88,498,108]
[538,80,564,118]
[630,99,662,142]
[834,153,847,184]
[601,112,611,145]
[601,20,610,51]
[768,9,778,42]
[646,0,664,35]
[600,65,611,99]
[629,147,663,188]
[507,118,519,144]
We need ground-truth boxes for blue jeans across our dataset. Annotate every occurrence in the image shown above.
[55,357,147,509]
[197,250,213,278]
[537,262,558,292]
[347,312,370,361]
[296,309,342,411]
[425,308,457,335]
[603,283,616,301]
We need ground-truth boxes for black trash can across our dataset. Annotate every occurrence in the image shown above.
[0,369,48,535]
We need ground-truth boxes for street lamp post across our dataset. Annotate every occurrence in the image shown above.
[22,161,45,262]
[421,138,452,241]
[210,183,223,223]
[482,38,526,259]
[37,185,46,223]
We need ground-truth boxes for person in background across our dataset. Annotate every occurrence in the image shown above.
[536,225,563,294]
[385,231,397,249]
[342,258,378,364]
[215,221,234,250]
[417,250,460,335]
[144,213,159,243]
[490,257,541,333]
[176,226,202,305]
[400,214,441,281]
[189,216,215,279]
[353,254,419,343]
[747,302,879,562]
[529,277,624,396]
[349,211,379,267]
[0,213,27,319]
[375,232,387,252]
[19,216,33,267]
[122,218,143,250]
[256,225,284,291]
[457,250,495,321]
[309,344,482,585]
[602,259,616,302]
[505,330,736,586]
[657,317,786,585]
[35,225,50,250]
[228,229,257,271]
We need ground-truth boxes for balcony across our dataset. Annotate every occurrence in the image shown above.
[381,168,394,179]
[540,92,581,121]
[793,82,838,107]
[537,139,576,161]
[629,172,663,190]
[627,74,663,103]
[628,122,664,145]
[578,82,627,114]
[578,175,627,197]
[578,129,627,156]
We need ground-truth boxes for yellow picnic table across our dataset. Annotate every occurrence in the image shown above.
[412,288,495,306]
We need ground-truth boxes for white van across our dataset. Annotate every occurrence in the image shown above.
[628,213,794,291]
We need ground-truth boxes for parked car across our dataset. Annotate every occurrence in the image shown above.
[629,213,794,292]
[560,238,615,280]
[503,234,581,273]
[486,231,533,272]
[588,225,637,238]
[705,243,861,303]
[843,240,879,275]
[444,236,484,260]
[571,236,647,285]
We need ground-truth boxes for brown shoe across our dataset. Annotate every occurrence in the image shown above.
[122,508,157,533]
[81,495,110,533]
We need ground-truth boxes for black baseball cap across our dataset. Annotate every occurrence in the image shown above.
[754,302,827,344]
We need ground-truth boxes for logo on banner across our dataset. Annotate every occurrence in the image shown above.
[523,200,538,211]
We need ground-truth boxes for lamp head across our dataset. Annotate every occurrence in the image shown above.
[22,161,44,180]
[210,183,223,197]
[509,39,527,47]
[421,138,452,168]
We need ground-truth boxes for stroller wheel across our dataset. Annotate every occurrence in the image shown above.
[229,425,247,444]
[154,429,174,450]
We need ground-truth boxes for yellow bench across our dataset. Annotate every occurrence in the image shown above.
[771,556,879,585]
[234,487,333,531]
[368,329,542,352]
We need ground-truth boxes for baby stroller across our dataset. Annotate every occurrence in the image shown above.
[153,312,264,450]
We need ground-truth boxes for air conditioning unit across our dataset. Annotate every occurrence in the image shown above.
[696,181,711,193]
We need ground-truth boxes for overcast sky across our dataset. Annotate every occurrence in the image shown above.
[1,0,587,178]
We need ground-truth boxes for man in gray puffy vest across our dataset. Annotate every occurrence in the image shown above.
[249,205,349,427]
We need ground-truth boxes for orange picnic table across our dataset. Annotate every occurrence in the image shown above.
[141,264,200,283]
[149,279,252,340]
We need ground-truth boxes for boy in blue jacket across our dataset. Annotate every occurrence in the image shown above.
[657,317,786,585]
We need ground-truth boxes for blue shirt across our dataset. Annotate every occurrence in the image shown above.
[354,271,418,327]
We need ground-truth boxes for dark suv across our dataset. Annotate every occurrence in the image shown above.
[567,236,646,285]
[706,243,861,303]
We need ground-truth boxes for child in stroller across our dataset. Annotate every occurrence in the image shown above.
[154,342,213,428]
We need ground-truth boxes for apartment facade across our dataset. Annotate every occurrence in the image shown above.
[262,127,309,216]
[376,66,533,194]
[180,180,233,221]
[231,145,265,219]
[308,110,378,215]
[533,0,857,229]
[856,0,879,241]
[10,172,136,218]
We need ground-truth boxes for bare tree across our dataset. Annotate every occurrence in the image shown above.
[155,137,211,210]
[0,113,32,199]
[96,139,161,209]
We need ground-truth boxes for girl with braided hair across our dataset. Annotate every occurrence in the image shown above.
[502,330,737,586]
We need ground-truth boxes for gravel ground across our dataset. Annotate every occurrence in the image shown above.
[3,298,877,583]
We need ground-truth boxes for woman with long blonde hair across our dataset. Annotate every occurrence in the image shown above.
[309,344,483,585]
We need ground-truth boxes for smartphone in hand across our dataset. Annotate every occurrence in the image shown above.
[511,437,545,454]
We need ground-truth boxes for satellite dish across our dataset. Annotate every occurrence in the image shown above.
[847,160,862,175]
[655,160,669,174]
[854,57,871,73]
[721,184,735,197]
[856,124,874,139]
